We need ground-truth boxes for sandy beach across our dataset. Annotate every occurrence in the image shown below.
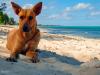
[0,25,100,75]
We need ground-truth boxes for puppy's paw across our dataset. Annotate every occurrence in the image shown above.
[31,58,39,63]
[6,57,17,62]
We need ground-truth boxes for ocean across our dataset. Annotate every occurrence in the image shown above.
[38,25,100,39]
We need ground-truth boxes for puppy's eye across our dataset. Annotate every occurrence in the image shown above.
[20,16,24,19]
[29,16,33,20]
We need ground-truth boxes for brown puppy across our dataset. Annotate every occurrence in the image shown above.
[6,2,42,63]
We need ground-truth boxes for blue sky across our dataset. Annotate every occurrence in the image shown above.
[0,0,100,26]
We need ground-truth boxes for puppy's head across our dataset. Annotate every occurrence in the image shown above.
[11,2,42,32]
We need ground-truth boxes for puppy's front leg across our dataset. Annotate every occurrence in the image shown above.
[26,29,40,63]
[26,50,39,63]
[6,42,24,62]
[6,50,19,62]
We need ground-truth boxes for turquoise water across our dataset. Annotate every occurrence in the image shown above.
[38,25,100,39]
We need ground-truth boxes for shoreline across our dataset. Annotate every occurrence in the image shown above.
[1,25,100,40]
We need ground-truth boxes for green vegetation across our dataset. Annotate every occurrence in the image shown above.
[0,3,16,25]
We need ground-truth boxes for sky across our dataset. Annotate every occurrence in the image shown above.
[0,0,100,26]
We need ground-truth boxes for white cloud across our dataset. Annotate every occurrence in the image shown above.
[48,13,71,20]
[23,4,54,10]
[90,11,100,16]
[23,4,33,9]
[48,5,74,20]
[2,0,14,17]
[48,14,59,19]
[60,3,94,19]
[73,3,91,10]
[64,7,71,12]
[48,6,72,20]
[43,5,48,10]
[49,6,54,9]
[89,6,94,10]
[43,5,54,10]
[64,3,92,12]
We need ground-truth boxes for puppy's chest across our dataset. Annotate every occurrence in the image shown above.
[22,41,33,51]
[25,43,29,48]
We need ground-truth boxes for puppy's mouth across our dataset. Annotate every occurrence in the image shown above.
[23,23,30,32]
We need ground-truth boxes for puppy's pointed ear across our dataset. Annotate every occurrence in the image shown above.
[33,2,42,16]
[11,2,22,15]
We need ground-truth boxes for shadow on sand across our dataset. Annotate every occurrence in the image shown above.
[39,50,83,66]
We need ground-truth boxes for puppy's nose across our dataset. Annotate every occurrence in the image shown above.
[23,23,29,32]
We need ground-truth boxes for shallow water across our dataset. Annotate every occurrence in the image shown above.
[38,25,100,39]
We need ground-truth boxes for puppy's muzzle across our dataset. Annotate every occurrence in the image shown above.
[23,23,29,32]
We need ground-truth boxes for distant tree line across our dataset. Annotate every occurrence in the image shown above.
[0,3,16,25]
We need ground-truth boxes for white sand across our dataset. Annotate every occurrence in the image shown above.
[0,25,100,75]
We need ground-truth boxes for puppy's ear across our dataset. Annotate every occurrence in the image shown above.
[11,2,22,15]
[33,2,42,16]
